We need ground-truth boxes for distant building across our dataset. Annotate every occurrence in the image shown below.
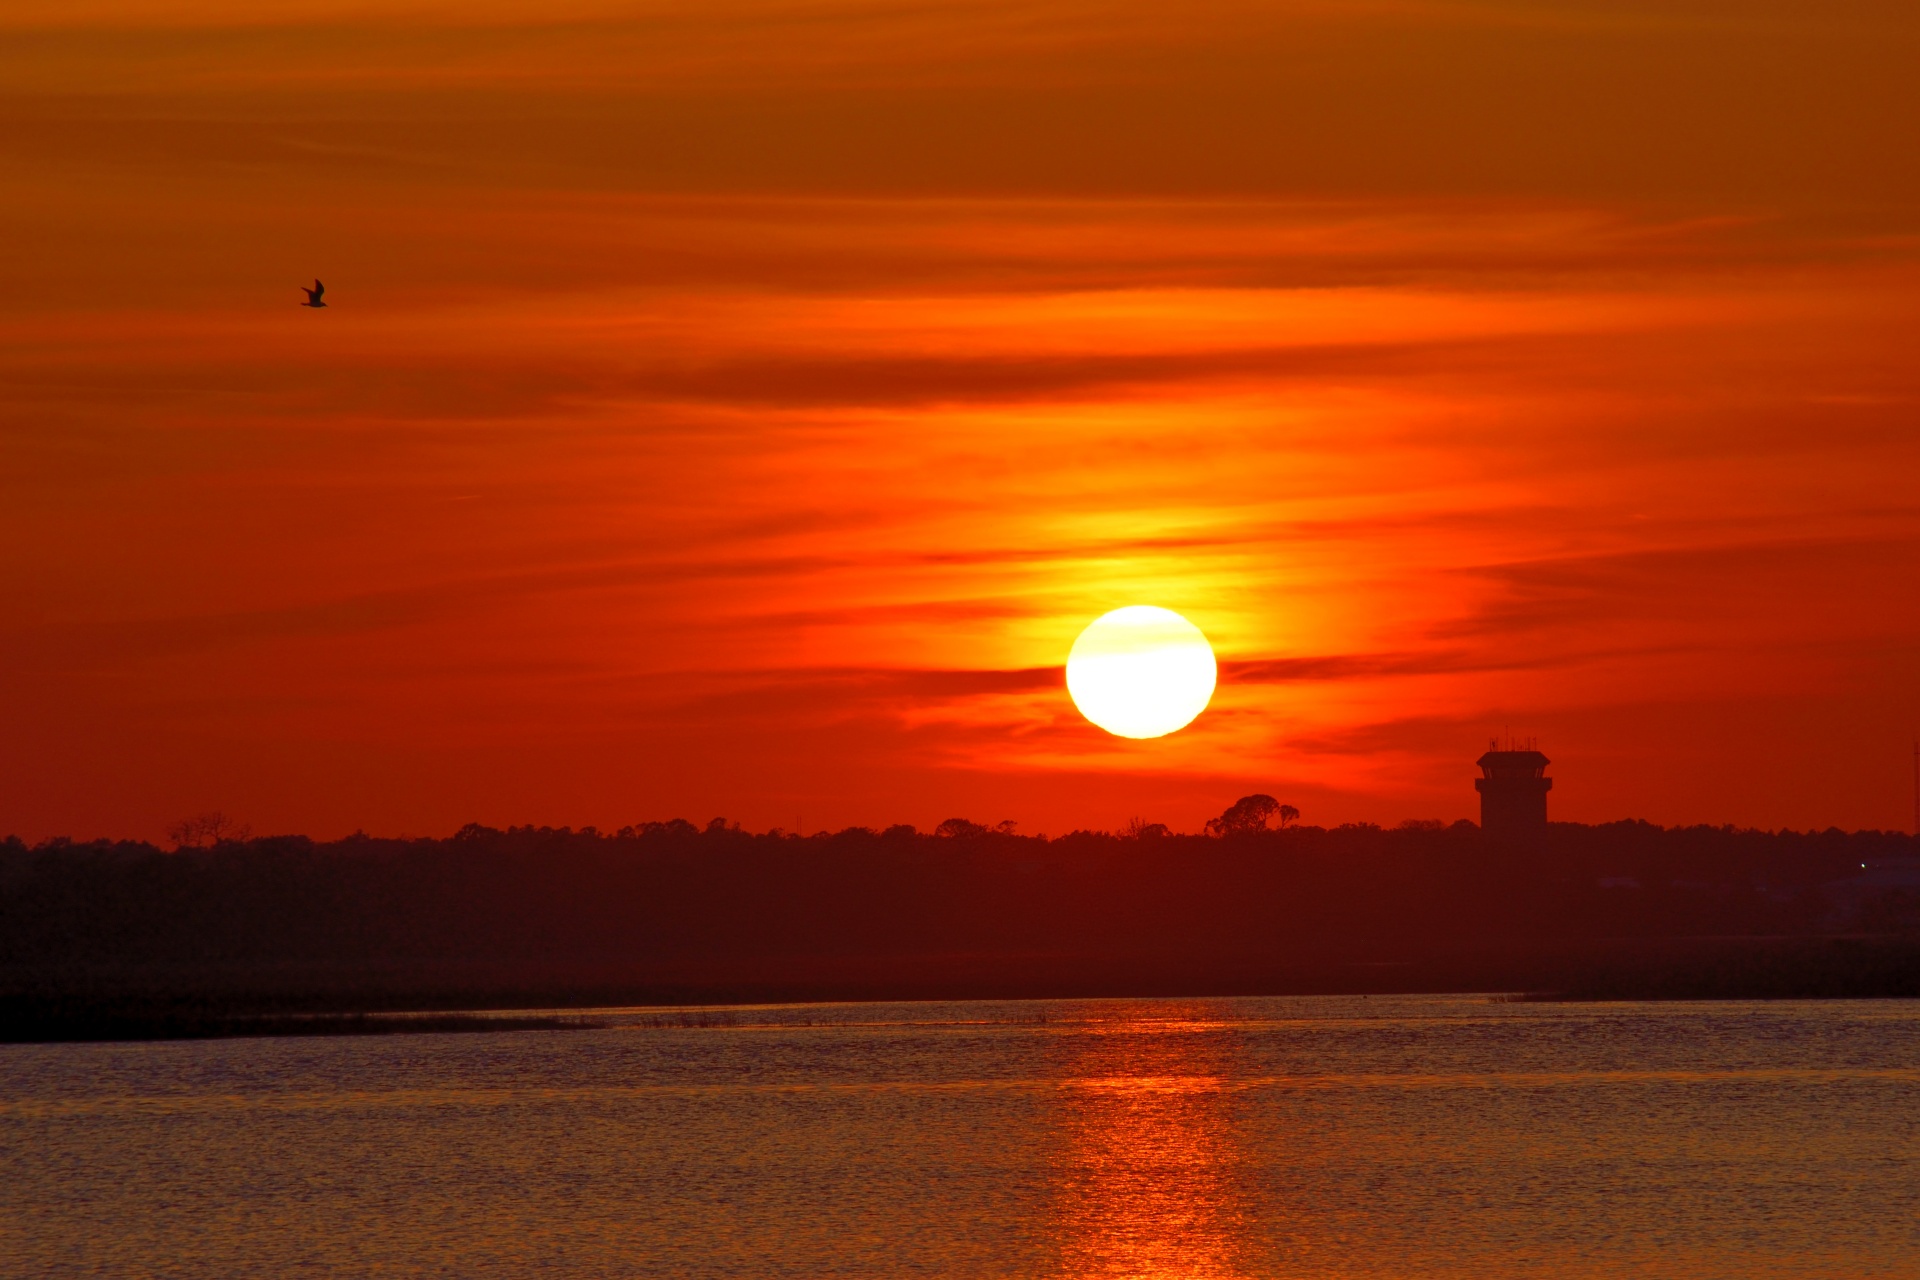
[1476,743,1551,844]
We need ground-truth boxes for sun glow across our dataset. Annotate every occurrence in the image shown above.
[1066,606,1218,739]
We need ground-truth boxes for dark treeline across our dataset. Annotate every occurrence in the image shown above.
[3,818,1918,1033]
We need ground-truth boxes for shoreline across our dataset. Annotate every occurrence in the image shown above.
[8,983,1920,1045]
[1,1010,606,1045]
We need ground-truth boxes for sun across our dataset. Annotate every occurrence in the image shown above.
[1065,606,1218,739]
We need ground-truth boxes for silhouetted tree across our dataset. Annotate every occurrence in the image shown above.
[1206,795,1294,836]
[1120,817,1171,839]
[166,812,250,850]
[935,818,990,838]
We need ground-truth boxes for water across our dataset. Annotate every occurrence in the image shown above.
[3,996,1918,1278]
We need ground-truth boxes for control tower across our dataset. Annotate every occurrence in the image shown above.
[1476,740,1551,844]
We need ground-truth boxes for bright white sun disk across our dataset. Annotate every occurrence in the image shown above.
[1065,606,1217,739]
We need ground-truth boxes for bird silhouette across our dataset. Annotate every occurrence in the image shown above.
[300,280,326,308]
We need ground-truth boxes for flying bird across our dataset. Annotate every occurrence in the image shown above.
[300,280,326,308]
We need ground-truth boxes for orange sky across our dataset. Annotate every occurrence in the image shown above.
[4,0,1919,840]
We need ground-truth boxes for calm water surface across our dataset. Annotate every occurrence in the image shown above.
[3,996,1918,1278]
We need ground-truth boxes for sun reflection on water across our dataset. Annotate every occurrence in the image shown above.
[1053,1010,1250,1280]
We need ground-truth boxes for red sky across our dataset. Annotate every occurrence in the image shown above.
[4,0,1919,841]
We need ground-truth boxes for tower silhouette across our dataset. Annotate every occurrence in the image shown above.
[1476,739,1551,844]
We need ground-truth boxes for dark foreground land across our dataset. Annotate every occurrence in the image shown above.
[4,819,1917,1040]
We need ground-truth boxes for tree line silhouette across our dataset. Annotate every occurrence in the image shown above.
[2,802,1916,1031]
